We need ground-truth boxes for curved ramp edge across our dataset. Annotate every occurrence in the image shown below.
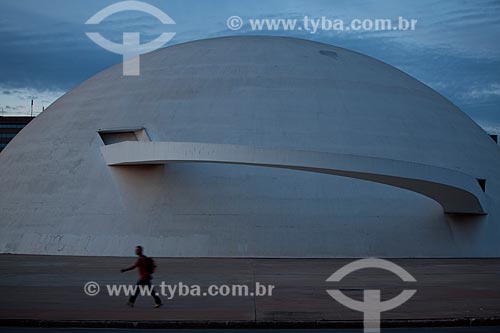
[100,141,487,215]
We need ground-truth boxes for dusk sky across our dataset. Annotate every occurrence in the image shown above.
[1,0,499,134]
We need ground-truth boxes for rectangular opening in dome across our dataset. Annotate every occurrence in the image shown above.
[98,127,149,145]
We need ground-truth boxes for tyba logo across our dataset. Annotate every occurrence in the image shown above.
[85,1,176,76]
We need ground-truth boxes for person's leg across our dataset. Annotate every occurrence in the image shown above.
[146,279,162,305]
[128,279,143,304]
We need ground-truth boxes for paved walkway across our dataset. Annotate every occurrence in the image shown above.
[0,255,499,328]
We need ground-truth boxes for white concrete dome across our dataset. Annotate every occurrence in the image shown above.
[1,36,499,257]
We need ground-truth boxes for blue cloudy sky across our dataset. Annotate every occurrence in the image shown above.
[1,0,499,134]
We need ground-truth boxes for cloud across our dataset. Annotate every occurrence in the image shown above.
[0,85,64,116]
[464,83,500,99]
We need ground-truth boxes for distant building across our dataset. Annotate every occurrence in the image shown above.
[0,116,35,153]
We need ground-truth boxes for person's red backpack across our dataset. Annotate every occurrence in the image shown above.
[145,256,157,274]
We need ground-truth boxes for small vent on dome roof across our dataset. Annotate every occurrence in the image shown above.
[319,50,338,60]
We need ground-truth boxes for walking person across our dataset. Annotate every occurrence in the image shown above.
[121,246,162,308]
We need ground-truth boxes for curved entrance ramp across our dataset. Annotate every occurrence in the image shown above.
[101,141,487,215]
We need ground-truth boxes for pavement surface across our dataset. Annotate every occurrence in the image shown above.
[2,328,500,333]
[0,255,500,329]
